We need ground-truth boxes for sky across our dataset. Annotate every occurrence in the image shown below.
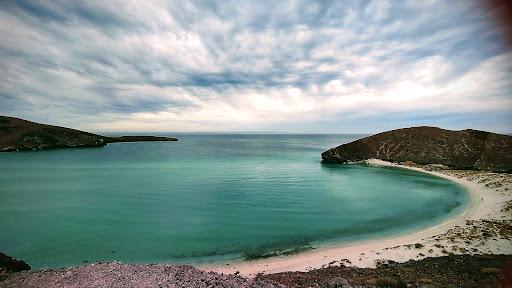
[0,0,511,133]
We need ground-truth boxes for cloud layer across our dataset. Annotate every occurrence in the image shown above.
[0,0,511,133]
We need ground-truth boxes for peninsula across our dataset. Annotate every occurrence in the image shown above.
[0,116,177,152]
[321,126,512,172]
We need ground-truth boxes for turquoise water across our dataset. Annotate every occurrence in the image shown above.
[0,134,469,269]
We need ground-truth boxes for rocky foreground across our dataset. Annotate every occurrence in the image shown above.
[1,255,511,288]
[0,116,177,152]
[321,127,512,172]
[259,254,512,288]
[0,261,282,288]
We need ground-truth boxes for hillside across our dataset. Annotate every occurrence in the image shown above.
[321,126,512,172]
[0,116,177,152]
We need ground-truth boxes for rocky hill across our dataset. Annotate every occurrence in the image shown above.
[321,126,512,172]
[0,116,177,152]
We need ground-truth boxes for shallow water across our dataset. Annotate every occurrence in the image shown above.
[0,134,469,268]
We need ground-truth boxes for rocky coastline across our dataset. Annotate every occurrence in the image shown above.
[0,116,177,152]
[321,127,512,172]
[0,253,30,274]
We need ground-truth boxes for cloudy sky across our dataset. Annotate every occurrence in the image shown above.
[0,0,511,133]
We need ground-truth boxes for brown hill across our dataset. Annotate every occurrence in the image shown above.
[321,126,512,172]
[0,116,177,152]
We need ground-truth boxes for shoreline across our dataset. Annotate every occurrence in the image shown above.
[2,160,511,287]
[203,159,511,277]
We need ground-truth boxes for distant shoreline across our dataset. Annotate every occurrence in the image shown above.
[0,116,178,152]
[204,159,511,277]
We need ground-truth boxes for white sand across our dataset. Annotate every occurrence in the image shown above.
[203,159,512,277]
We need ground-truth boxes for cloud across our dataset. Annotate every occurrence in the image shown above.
[0,0,510,133]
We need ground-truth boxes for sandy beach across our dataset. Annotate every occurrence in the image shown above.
[204,160,512,277]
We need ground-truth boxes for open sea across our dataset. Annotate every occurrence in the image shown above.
[0,134,469,268]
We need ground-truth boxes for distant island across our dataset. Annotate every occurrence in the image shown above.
[0,116,177,152]
[322,126,512,172]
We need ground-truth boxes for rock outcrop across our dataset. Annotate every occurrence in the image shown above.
[321,126,512,172]
[0,252,30,273]
[0,116,177,152]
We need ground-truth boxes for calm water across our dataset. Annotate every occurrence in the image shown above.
[0,134,469,268]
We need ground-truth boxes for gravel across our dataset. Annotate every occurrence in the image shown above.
[0,262,284,288]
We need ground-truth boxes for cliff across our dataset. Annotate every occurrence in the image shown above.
[0,116,177,152]
[321,126,512,172]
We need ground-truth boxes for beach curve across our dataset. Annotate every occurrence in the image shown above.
[203,159,511,277]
